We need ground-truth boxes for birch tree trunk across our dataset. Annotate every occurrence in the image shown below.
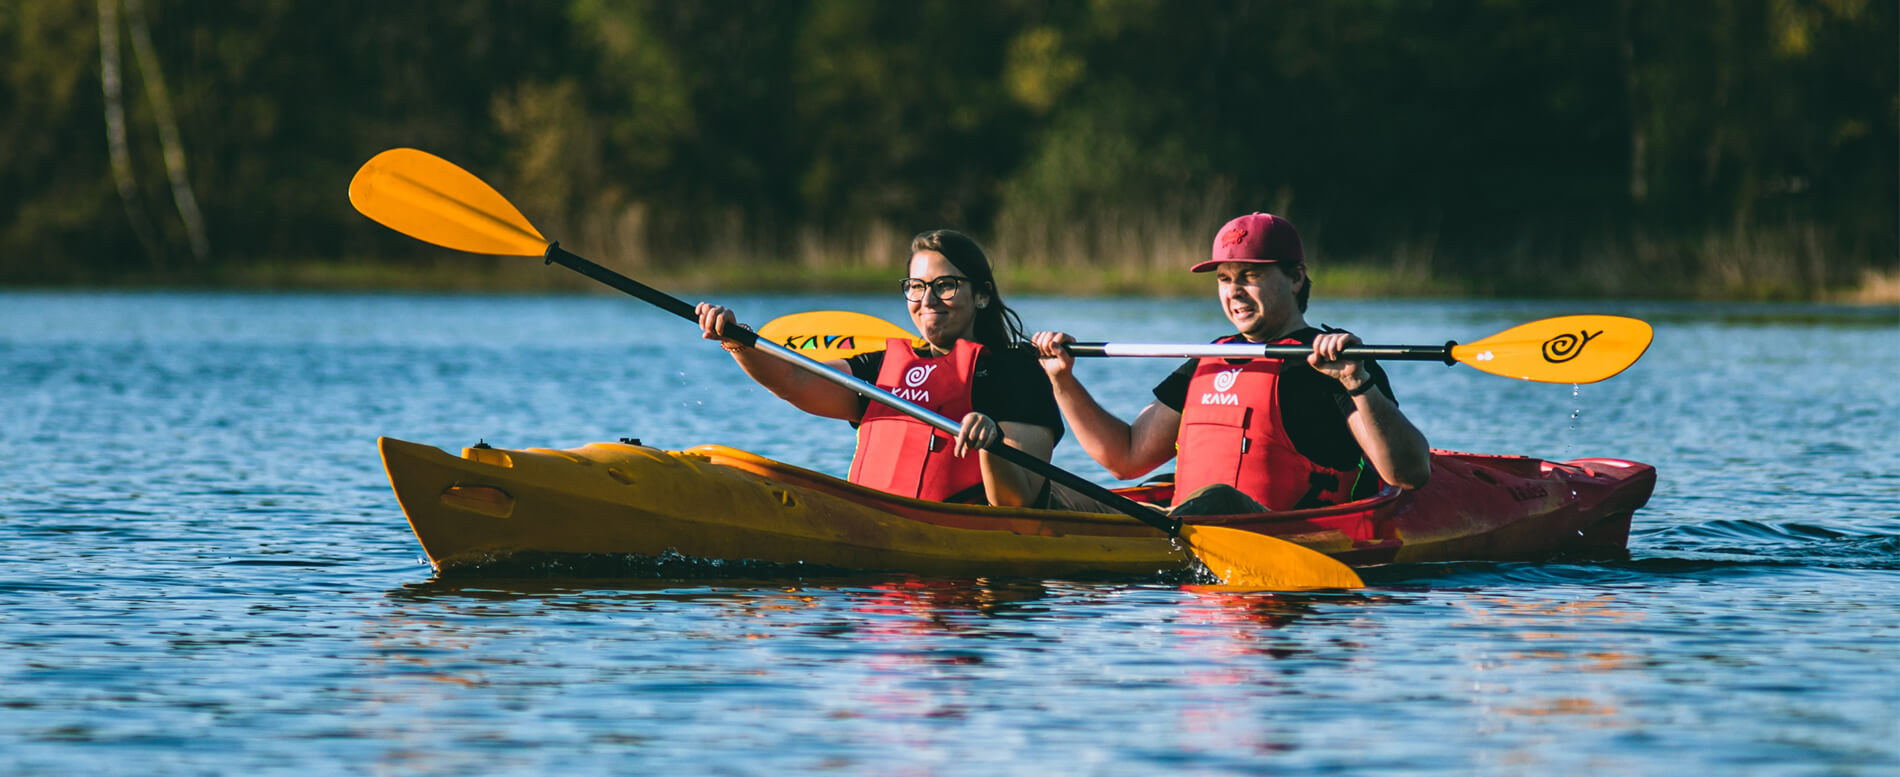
[98,0,166,267]
[124,0,210,262]
[1617,0,1648,204]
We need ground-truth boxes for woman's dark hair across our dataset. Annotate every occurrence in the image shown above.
[910,229,1030,349]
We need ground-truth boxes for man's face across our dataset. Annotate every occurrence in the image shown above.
[1214,261,1300,341]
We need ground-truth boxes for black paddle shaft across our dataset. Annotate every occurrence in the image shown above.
[543,243,757,343]
[541,243,1184,535]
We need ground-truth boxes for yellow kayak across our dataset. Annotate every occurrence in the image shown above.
[379,436,1655,577]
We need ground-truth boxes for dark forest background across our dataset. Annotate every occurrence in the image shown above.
[2,0,1894,299]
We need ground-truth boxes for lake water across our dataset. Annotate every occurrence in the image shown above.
[2,289,1896,776]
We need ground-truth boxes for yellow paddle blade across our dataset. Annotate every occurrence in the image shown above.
[348,148,548,256]
[1179,524,1364,590]
[1450,314,1653,384]
[756,311,922,360]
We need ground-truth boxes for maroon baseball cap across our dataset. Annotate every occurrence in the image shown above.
[1189,212,1304,273]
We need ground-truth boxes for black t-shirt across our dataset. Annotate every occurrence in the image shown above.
[1151,326,1394,471]
[846,344,1065,443]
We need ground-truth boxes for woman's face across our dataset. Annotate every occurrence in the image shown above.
[905,250,988,350]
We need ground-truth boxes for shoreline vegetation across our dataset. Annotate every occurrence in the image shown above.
[27,259,1898,306]
[21,223,1899,305]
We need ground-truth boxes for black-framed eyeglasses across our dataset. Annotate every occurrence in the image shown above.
[899,275,970,302]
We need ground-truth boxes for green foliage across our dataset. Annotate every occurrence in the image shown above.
[0,0,1892,299]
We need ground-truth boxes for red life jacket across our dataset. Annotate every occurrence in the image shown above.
[1173,334,1369,510]
[847,338,986,502]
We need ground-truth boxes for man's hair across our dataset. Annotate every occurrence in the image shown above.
[1274,263,1311,313]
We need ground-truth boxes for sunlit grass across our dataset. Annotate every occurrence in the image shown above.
[33,221,1897,304]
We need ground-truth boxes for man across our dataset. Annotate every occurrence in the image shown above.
[1031,212,1432,514]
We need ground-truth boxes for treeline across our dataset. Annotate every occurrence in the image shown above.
[2,0,1893,298]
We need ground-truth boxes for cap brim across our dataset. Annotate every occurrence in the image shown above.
[1189,257,1285,273]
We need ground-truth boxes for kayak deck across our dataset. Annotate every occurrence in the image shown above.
[379,436,1654,576]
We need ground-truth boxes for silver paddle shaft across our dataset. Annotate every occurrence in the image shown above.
[1068,342,1457,363]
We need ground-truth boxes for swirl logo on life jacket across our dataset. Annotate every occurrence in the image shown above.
[1212,368,1240,392]
[1200,367,1243,406]
[895,364,937,402]
[1541,329,1601,363]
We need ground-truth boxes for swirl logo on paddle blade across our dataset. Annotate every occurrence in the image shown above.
[905,364,937,387]
[1542,329,1602,363]
[1212,368,1241,392]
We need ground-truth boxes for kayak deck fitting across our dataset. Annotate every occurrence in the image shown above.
[378,436,1656,578]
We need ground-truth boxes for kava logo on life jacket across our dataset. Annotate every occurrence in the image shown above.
[1201,368,1242,406]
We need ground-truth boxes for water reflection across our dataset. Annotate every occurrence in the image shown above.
[375,574,1396,667]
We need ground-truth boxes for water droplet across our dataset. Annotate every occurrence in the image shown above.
[1565,384,1584,458]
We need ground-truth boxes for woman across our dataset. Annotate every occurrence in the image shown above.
[696,229,1061,507]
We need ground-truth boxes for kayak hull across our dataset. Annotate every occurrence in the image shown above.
[379,436,1654,576]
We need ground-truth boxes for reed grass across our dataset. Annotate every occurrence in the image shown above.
[53,215,1897,305]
